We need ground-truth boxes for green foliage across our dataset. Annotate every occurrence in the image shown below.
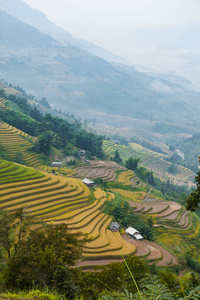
[167,164,178,175]
[185,253,200,274]
[186,171,200,211]
[39,97,51,109]
[104,195,129,223]
[0,209,88,292]
[113,150,123,165]
[0,92,105,159]
[0,207,33,260]
[135,167,152,182]
[94,178,108,188]
[104,195,155,241]
[32,131,54,156]
[125,157,140,171]
[98,274,174,299]
[0,289,65,300]
[52,265,79,299]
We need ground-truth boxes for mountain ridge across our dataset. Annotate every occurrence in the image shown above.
[0,10,200,124]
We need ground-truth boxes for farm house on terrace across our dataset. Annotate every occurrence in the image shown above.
[125,227,143,240]
[110,222,120,232]
[82,178,94,187]
[51,162,62,167]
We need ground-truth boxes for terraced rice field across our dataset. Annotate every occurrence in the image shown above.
[73,160,125,181]
[112,187,192,231]
[0,83,22,96]
[103,140,195,186]
[1,158,193,268]
[0,122,42,168]
[0,97,9,110]
[0,159,137,263]
[118,170,140,186]
[39,165,76,177]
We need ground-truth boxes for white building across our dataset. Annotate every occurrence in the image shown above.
[82,178,94,187]
[125,227,143,240]
[51,162,62,167]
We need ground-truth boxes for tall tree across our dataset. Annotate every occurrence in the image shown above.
[113,150,123,164]
[125,156,140,170]
[0,209,89,292]
[186,171,200,211]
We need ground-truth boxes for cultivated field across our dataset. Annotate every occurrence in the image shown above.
[73,160,125,181]
[103,140,195,186]
[0,160,137,263]
[1,158,198,268]
[0,121,41,168]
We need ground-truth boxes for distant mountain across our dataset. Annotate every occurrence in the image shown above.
[162,24,200,49]
[0,10,55,49]
[120,24,200,49]
[0,0,122,63]
[1,10,200,124]
[116,23,200,86]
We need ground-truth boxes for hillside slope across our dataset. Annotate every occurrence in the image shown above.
[1,10,200,123]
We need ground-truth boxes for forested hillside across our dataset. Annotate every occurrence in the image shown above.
[0,89,105,160]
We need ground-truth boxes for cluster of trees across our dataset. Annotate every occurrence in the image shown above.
[0,91,105,159]
[125,156,153,182]
[104,194,155,241]
[186,171,200,212]
[0,208,89,299]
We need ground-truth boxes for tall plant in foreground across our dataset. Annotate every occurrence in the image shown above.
[98,257,200,300]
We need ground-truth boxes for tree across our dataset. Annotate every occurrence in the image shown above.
[186,171,200,211]
[0,207,33,260]
[32,131,54,156]
[167,164,178,175]
[1,209,89,292]
[147,173,155,186]
[113,150,123,164]
[125,156,140,171]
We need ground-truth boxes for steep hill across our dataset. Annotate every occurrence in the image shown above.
[0,0,121,63]
[1,10,200,123]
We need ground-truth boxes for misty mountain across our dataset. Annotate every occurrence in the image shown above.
[0,10,56,49]
[1,10,200,124]
[162,24,200,50]
[117,23,200,86]
[121,24,200,49]
[0,0,122,63]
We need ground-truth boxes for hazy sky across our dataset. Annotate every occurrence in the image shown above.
[23,0,200,44]
[21,0,200,83]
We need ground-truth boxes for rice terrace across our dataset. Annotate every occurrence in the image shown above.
[0,117,199,271]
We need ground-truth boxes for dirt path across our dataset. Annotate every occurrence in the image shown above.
[122,235,178,266]
[147,241,178,266]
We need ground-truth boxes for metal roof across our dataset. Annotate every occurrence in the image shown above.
[82,178,94,185]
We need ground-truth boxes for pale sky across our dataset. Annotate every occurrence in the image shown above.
[21,0,200,84]
[23,0,200,44]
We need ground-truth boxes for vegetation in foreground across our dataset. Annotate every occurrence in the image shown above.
[0,208,200,299]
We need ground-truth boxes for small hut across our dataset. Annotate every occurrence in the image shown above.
[125,227,143,240]
[82,178,94,187]
[110,222,120,232]
[51,162,62,167]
